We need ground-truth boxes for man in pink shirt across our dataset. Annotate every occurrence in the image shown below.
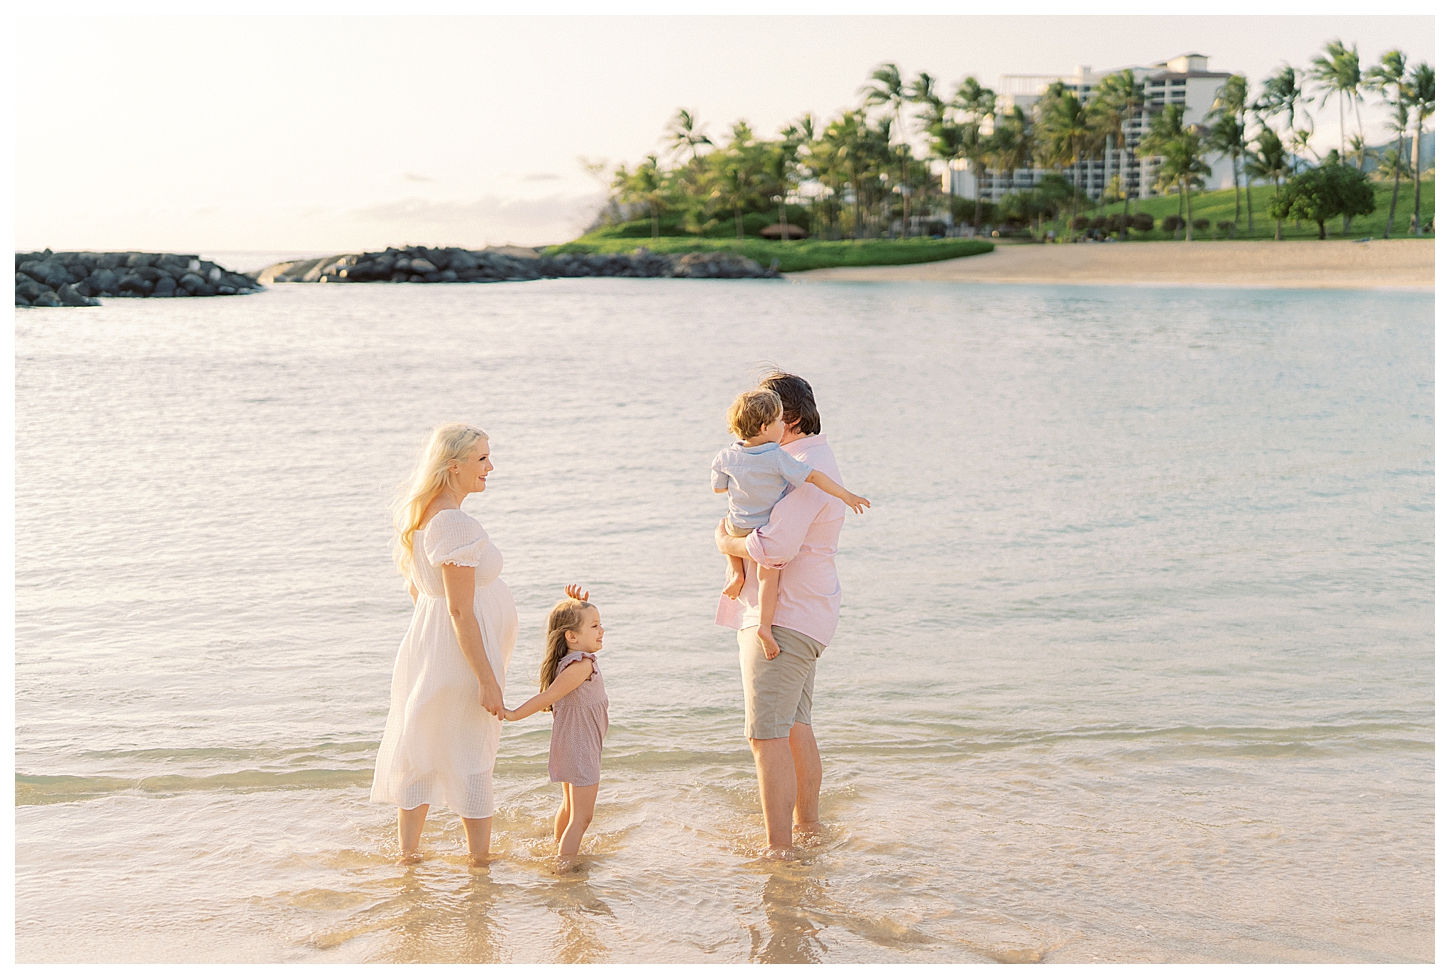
[715,372,846,857]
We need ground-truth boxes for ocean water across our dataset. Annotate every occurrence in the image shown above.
[14,277,1433,963]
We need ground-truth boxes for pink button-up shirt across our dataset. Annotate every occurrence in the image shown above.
[715,434,845,646]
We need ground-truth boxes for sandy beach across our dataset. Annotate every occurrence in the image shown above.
[789,239,1434,291]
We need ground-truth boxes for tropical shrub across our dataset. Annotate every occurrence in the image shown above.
[1267,163,1377,239]
[1131,213,1155,232]
[1162,214,1184,234]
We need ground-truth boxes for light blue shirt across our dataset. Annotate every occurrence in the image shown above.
[711,440,814,530]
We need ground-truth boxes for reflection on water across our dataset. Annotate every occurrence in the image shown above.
[546,870,614,964]
[752,866,827,963]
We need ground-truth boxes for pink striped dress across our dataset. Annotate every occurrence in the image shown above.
[548,650,609,786]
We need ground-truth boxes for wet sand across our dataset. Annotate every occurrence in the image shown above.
[789,239,1434,291]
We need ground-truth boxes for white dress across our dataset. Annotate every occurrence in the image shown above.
[370,508,518,819]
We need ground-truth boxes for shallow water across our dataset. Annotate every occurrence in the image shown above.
[14,278,1433,963]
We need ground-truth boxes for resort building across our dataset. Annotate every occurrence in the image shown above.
[943,53,1237,205]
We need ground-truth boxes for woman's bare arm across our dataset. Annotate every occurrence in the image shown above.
[440,562,504,717]
[503,660,593,721]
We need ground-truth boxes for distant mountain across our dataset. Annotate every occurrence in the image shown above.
[1367,130,1435,167]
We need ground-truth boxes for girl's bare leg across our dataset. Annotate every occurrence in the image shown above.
[554,784,571,842]
[462,816,493,866]
[557,782,598,857]
[397,804,428,864]
[723,553,747,599]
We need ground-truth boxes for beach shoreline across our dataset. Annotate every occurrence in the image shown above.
[787,239,1434,291]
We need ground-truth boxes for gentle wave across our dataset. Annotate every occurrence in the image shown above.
[18,720,1429,805]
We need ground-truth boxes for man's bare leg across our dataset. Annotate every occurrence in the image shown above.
[788,721,822,839]
[748,735,797,855]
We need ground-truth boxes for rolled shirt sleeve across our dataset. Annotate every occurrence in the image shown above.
[746,481,827,570]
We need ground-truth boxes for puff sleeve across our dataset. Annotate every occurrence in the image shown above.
[422,509,489,568]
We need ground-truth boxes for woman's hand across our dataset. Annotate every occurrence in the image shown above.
[566,584,589,602]
[479,680,504,718]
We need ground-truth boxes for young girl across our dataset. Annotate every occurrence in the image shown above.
[502,585,608,867]
[712,388,869,657]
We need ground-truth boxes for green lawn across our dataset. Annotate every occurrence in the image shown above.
[545,236,994,273]
[1082,178,1434,241]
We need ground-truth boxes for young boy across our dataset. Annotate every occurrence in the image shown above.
[712,388,869,658]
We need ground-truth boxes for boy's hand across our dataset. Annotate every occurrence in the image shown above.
[565,584,589,602]
[501,708,517,722]
[843,493,871,514]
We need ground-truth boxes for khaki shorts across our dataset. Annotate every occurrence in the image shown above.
[724,519,753,538]
[738,625,825,741]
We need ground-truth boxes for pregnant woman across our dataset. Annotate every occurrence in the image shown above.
[370,423,519,866]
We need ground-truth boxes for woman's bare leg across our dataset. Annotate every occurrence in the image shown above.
[557,782,598,857]
[397,804,428,864]
[461,816,493,866]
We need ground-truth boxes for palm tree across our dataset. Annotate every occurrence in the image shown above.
[1141,103,1209,241]
[861,63,912,237]
[1309,40,1365,164]
[665,109,713,163]
[1366,50,1410,237]
[1256,65,1304,172]
[1245,128,1290,240]
[1036,82,1095,240]
[1209,75,1251,229]
[819,110,870,237]
[1088,68,1145,235]
[611,156,669,240]
[1405,63,1435,236]
[990,105,1034,204]
[909,71,949,235]
[760,126,804,241]
[708,121,765,239]
[952,77,999,231]
[1241,129,1287,240]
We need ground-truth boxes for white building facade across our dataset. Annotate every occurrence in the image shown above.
[943,54,1237,205]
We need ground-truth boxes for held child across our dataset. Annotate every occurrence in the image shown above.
[711,388,869,658]
[502,585,608,868]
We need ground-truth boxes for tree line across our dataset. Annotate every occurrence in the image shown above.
[598,41,1434,244]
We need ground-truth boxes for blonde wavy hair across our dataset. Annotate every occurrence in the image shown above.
[391,422,489,581]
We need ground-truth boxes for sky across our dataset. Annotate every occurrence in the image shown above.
[13,14,1436,255]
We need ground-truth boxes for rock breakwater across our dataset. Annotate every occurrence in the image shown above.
[15,251,261,307]
[259,245,780,285]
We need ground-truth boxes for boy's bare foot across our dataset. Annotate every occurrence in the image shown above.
[467,854,493,868]
[553,854,584,874]
[758,626,781,660]
[396,852,422,866]
[722,572,746,600]
[763,845,799,861]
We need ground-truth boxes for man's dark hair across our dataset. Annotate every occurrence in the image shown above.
[758,371,820,436]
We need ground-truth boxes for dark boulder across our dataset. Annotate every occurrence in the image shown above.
[15,274,45,302]
[57,283,101,307]
[86,268,120,296]
[19,260,75,289]
[152,276,177,297]
[118,273,154,295]
[125,252,159,268]
[178,272,206,293]
[31,290,61,307]
[96,253,125,269]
